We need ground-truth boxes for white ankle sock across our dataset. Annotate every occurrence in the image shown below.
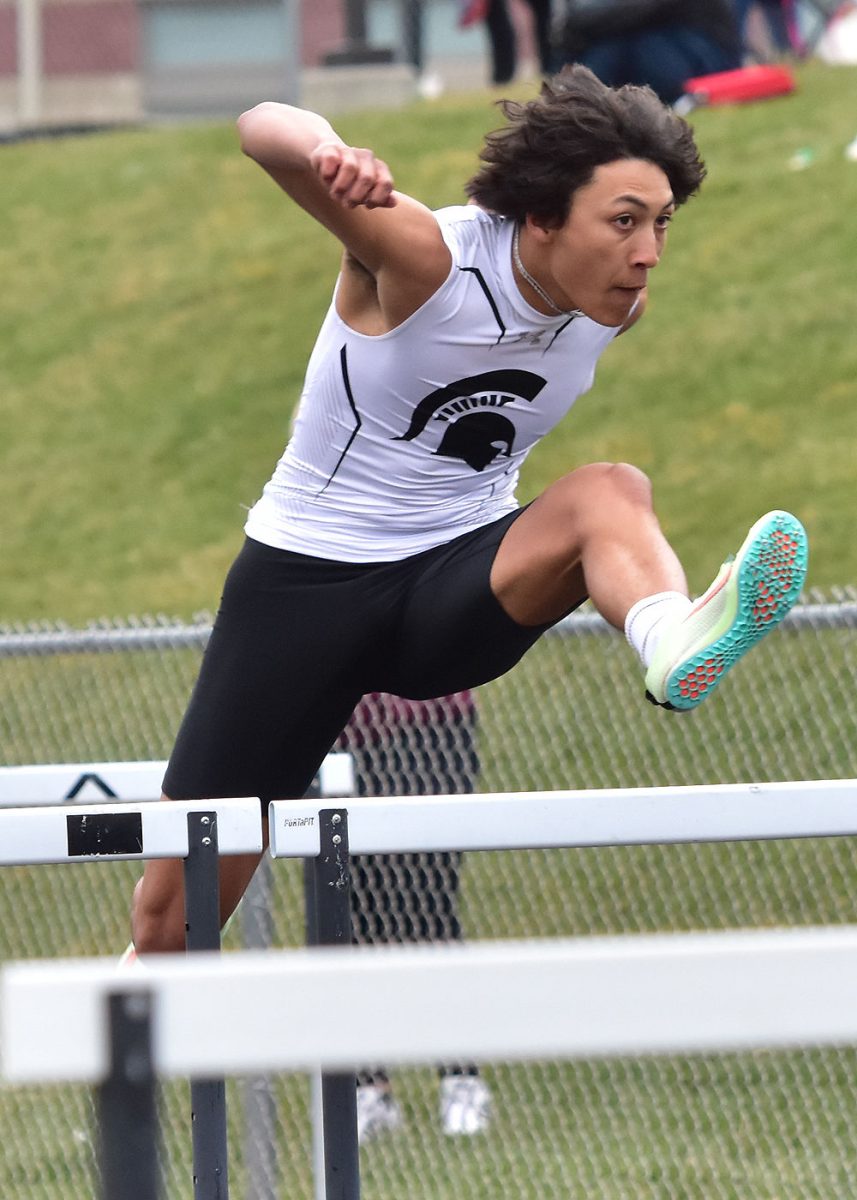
[118,942,141,969]
[624,591,692,668]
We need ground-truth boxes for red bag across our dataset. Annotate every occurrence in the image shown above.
[683,64,797,106]
[457,0,488,28]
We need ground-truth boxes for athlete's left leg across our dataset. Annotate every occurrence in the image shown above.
[491,461,808,711]
[490,461,684,629]
[384,473,665,701]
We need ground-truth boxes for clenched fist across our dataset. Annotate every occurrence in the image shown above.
[310,141,397,209]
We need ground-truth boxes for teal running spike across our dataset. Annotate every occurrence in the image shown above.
[645,510,808,711]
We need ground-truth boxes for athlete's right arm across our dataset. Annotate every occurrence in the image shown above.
[237,103,451,326]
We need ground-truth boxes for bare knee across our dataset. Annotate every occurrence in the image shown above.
[543,462,654,533]
[570,460,651,506]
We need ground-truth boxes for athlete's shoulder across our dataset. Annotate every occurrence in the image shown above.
[434,204,502,232]
[433,204,505,253]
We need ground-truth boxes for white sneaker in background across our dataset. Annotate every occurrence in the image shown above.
[439,1074,492,1136]
[356,1084,404,1145]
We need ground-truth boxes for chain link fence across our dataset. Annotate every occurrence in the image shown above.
[1,589,857,1198]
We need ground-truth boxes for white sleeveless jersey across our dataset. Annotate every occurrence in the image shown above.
[244,205,622,562]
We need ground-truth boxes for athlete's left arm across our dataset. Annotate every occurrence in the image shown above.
[616,288,648,336]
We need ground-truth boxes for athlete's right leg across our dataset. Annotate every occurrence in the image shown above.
[132,837,265,954]
[129,538,383,956]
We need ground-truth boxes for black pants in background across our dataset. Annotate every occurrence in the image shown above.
[486,0,555,84]
[343,708,480,1083]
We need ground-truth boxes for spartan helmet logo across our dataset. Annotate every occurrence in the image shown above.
[434,412,516,472]
[394,368,547,474]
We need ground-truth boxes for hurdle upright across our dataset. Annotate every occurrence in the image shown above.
[0,796,263,1200]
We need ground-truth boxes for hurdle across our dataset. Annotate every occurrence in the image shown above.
[6,925,857,1200]
[0,754,354,1200]
[266,776,857,1198]
[0,795,263,1200]
[7,775,857,1198]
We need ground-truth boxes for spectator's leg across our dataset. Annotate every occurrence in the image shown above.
[484,0,518,84]
[522,0,555,75]
[623,28,740,105]
[574,36,635,91]
[732,0,755,46]
[760,0,793,52]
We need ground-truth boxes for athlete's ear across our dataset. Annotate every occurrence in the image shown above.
[524,215,555,246]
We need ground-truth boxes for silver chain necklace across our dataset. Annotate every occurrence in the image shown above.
[512,224,580,318]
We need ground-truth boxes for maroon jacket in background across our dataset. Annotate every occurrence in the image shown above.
[335,691,477,750]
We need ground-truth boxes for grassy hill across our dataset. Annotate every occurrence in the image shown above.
[3,62,857,622]
[2,66,857,1200]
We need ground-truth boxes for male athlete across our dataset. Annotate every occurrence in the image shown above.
[130,65,808,956]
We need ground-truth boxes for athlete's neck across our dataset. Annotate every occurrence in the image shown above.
[511,225,580,318]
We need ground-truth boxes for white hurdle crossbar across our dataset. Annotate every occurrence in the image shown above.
[269,778,857,857]
[6,923,857,1077]
[0,761,171,805]
[0,796,262,865]
[0,754,355,808]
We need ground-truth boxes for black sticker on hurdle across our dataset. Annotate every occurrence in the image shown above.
[66,811,144,857]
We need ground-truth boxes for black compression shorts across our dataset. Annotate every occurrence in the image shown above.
[163,508,562,805]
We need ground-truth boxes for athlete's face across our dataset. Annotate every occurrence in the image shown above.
[535,159,676,327]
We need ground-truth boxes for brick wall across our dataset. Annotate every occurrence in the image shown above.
[0,0,139,78]
[0,4,18,76]
[301,0,346,66]
[43,0,139,73]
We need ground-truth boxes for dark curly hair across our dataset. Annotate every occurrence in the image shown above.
[465,64,706,228]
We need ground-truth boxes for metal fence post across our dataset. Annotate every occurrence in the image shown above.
[311,809,360,1200]
[241,856,279,1200]
[304,854,329,1200]
[98,989,160,1200]
[282,0,302,106]
[302,777,328,1200]
[17,0,43,128]
[184,812,229,1200]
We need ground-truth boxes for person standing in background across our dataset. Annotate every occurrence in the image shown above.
[555,0,741,105]
[335,691,492,1143]
[460,0,554,84]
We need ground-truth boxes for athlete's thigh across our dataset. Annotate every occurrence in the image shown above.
[386,511,556,699]
[163,539,376,803]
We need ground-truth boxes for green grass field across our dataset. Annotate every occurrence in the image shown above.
[3,61,857,623]
[3,62,857,1200]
